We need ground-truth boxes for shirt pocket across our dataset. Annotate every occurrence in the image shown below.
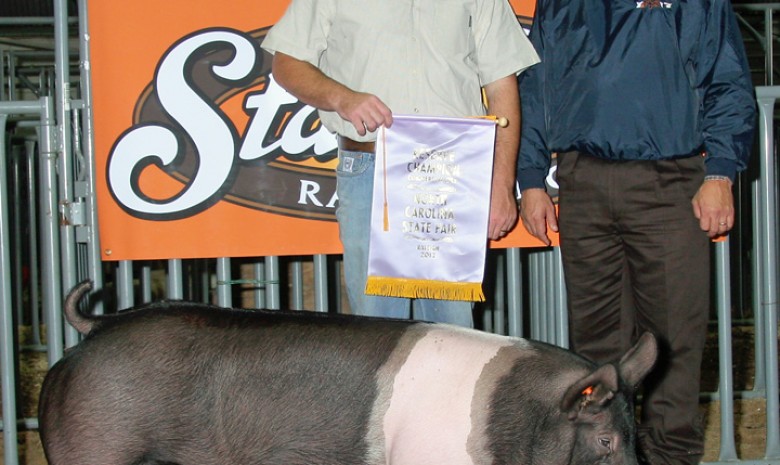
[425,1,473,56]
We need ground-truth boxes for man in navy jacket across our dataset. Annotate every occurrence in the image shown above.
[517,1,755,464]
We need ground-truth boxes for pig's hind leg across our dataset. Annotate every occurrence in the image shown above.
[42,433,156,465]
[40,407,165,465]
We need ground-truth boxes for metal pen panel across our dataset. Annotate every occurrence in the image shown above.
[0,113,19,465]
[313,254,328,312]
[752,176,766,393]
[496,252,508,335]
[77,0,106,306]
[117,260,134,310]
[532,249,545,341]
[291,259,304,310]
[23,138,42,345]
[33,97,66,365]
[0,98,54,465]
[552,246,568,349]
[546,248,557,344]
[715,239,738,462]
[265,256,281,309]
[253,260,267,308]
[54,0,80,348]
[216,257,232,307]
[167,258,184,300]
[506,247,523,338]
[755,87,780,461]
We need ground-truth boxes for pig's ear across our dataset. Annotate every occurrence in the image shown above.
[617,332,658,390]
[560,364,619,420]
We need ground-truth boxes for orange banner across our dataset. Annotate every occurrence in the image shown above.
[90,0,553,261]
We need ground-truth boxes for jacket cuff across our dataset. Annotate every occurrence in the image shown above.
[704,157,738,183]
[516,168,548,191]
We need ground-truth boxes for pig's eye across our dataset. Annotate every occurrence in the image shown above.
[598,437,611,451]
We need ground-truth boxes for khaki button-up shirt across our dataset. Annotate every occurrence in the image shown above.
[262,0,539,142]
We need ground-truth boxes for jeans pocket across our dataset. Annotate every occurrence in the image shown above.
[336,150,374,178]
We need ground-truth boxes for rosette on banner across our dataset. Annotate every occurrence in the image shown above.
[365,114,497,302]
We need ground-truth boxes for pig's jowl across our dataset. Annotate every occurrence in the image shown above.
[39,280,657,465]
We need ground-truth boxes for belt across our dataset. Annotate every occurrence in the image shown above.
[338,136,375,153]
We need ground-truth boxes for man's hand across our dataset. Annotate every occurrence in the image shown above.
[692,179,734,238]
[519,188,558,246]
[488,186,519,241]
[272,52,392,135]
[483,75,521,241]
[334,92,393,136]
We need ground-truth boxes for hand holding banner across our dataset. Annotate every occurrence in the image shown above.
[365,115,497,302]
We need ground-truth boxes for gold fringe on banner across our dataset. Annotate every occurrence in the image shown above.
[365,276,485,302]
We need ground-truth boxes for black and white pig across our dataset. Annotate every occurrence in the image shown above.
[39,280,657,465]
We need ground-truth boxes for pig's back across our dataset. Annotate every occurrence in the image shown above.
[41,305,420,465]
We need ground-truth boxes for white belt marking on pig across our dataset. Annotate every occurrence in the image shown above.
[380,326,516,465]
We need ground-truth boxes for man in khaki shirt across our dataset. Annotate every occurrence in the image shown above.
[262,0,539,325]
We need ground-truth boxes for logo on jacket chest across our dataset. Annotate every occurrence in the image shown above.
[636,0,672,8]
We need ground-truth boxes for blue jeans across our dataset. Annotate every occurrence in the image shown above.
[335,148,474,327]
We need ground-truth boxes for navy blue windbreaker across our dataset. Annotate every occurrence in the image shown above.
[517,0,756,190]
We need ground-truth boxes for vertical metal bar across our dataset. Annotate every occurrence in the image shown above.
[141,264,152,303]
[493,251,506,335]
[38,96,66,361]
[24,138,42,345]
[313,254,328,312]
[0,50,6,101]
[77,0,105,309]
[766,9,774,86]
[553,246,568,348]
[54,0,80,348]
[482,307,494,334]
[7,54,17,101]
[530,251,541,340]
[536,250,546,340]
[481,254,495,333]
[761,88,780,462]
[752,12,771,402]
[254,261,266,308]
[715,240,738,461]
[0,113,20,465]
[537,250,546,341]
[10,145,23,327]
[752,174,767,392]
[265,256,281,309]
[216,257,232,307]
[290,259,304,310]
[506,247,523,337]
[167,258,184,300]
[756,88,780,458]
[117,260,134,310]
[334,258,344,313]
[544,247,559,344]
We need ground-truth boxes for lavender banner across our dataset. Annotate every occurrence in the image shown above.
[366,115,496,301]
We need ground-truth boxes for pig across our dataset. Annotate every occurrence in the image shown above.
[39,280,657,465]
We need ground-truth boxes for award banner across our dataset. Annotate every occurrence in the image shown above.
[88,0,549,261]
[365,115,497,302]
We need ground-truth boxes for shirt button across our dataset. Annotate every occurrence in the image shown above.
[414,108,420,113]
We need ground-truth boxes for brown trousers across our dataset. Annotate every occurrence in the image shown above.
[556,151,710,465]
